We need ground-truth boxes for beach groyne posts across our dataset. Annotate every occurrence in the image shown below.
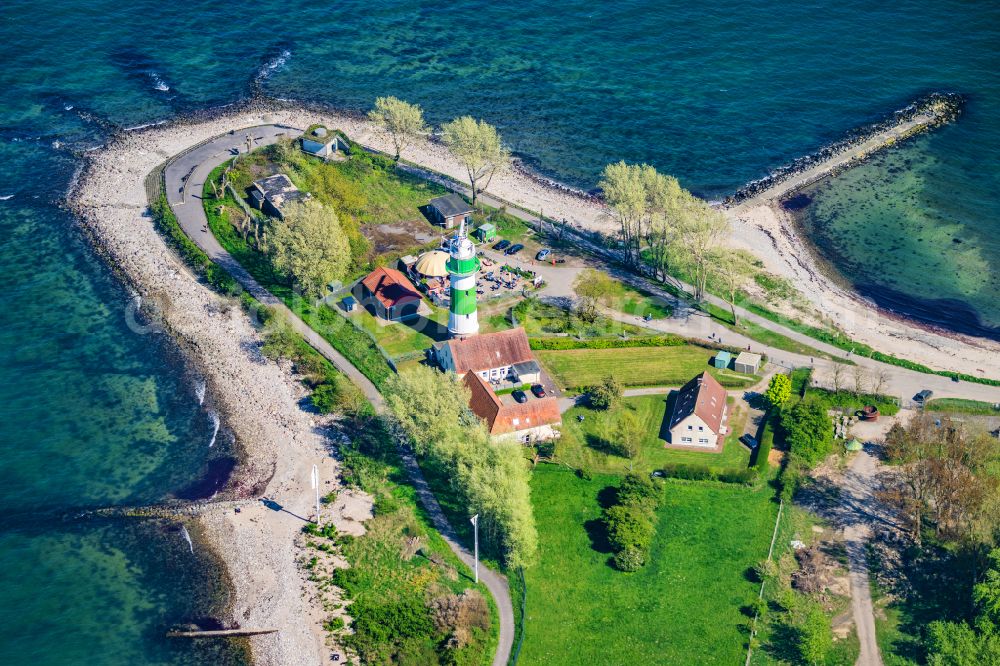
[167,627,278,638]
[726,92,964,208]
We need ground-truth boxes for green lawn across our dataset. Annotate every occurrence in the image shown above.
[349,303,450,359]
[925,397,1000,415]
[595,276,674,319]
[537,346,757,390]
[513,298,654,338]
[521,466,778,665]
[557,395,752,474]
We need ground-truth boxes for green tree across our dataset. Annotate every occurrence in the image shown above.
[927,620,1000,666]
[798,606,832,665]
[616,473,660,509]
[268,200,350,298]
[383,365,471,455]
[975,549,1000,627]
[709,248,756,325]
[260,312,299,360]
[782,400,832,467]
[600,162,647,267]
[367,96,428,161]
[613,409,644,461]
[441,116,510,206]
[573,268,617,323]
[675,199,727,302]
[383,366,538,567]
[604,503,654,554]
[765,374,793,410]
[589,375,623,410]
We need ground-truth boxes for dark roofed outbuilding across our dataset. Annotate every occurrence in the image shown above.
[251,174,309,219]
[428,193,474,229]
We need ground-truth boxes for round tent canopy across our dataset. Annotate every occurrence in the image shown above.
[414,250,450,277]
[845,438,863,452]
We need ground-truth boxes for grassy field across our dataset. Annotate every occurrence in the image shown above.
[348,302,450,358]
[514,298,654,338]
[601,277,674,319]
[557,395,752,474]
[924,397,1000,415]
[520,466,777,665]
[537,345,757,390]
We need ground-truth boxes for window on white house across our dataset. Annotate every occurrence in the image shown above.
[681,437,692,443]
[699,438,709,444]
[687,425,693,430]
[698,426,704,431]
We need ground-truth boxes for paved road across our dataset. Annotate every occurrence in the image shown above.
[164,127,514,666]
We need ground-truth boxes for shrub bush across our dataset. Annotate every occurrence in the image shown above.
[612,546,646,572]
[716,469,757,485]
[588,375,623,410]
[603,474,663,572]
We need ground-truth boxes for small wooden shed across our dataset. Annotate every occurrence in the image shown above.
[475,223,497,243]
[712,351,732,369]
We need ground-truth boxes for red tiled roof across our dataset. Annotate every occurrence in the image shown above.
[669,372,727,435]
[447,328,533,374]
[463,371,561,435]
[360,266,421,310]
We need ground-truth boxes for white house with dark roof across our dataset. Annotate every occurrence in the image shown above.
[667,372,729,450]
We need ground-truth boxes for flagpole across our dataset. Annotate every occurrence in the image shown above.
[470,514,479,584]
[311,464,320,524]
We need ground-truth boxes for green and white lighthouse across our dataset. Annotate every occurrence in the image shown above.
[447,219,480,338]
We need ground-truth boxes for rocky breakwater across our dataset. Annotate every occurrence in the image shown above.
[725,92,965,206]
[69,110,340,666]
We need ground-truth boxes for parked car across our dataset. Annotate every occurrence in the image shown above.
[740,434,758,449]
[505,243,525,256]
[493,239,511,251]
[535,248,551,261]
[530,383,546,398]
[511,390,528,404]
[914,389,934,403]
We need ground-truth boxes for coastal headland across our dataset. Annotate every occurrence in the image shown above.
[71,97,998,665]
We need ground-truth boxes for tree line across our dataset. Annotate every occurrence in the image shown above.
[383,365,538,568]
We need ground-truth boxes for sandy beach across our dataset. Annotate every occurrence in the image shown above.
[70,99,998,665]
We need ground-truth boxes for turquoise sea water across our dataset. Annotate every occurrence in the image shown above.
[0,0,996,663]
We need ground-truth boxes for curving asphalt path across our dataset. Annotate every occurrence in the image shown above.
[163,126,514,666]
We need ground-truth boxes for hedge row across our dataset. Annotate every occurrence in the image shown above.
[752,415,774,473]
[657,462,757,485]
[529,333,687,351]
